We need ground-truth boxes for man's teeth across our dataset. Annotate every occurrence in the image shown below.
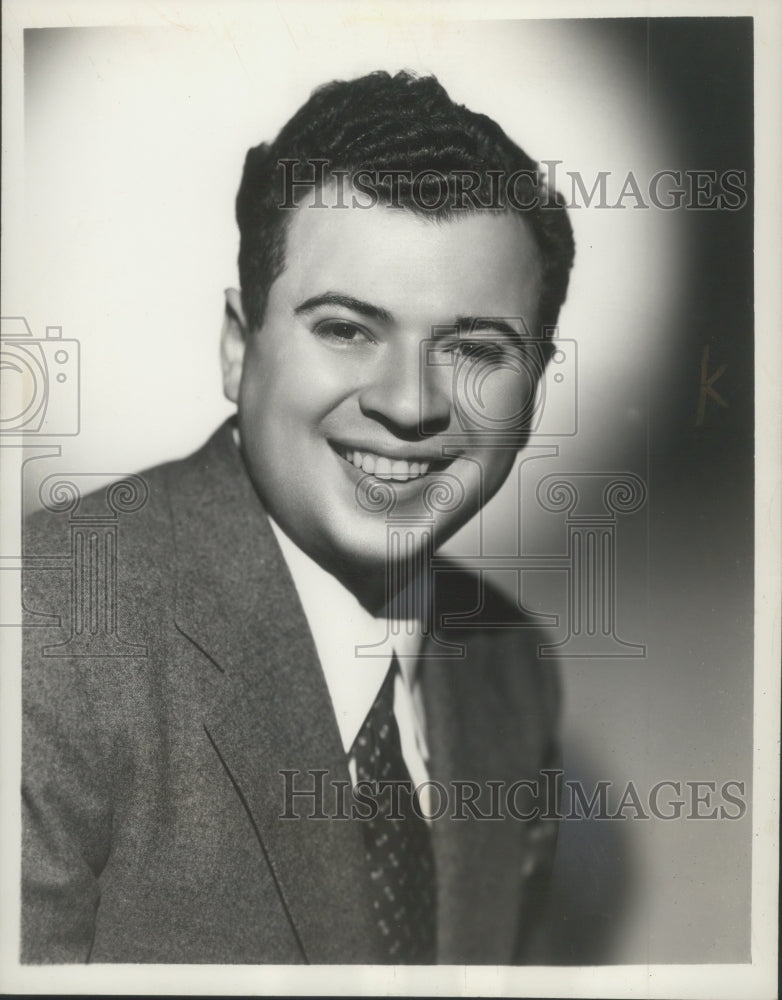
[343,449,431,481]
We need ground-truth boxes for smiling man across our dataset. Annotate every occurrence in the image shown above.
[22,71,574,965]
[223,197,544,600]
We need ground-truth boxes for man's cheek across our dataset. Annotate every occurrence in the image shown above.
[489,373,534,420]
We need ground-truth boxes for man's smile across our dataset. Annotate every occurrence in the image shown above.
[331,442,454,482]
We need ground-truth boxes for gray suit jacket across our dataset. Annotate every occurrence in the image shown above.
[22,421,561,964]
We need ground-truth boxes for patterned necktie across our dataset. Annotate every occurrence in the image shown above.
[352,657,437,964]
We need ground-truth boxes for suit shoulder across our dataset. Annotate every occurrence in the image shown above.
[434,557,552,631]
[22,424,233,557]
[434,560,561,718]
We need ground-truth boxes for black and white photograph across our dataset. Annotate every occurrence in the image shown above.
[1,1,779,996]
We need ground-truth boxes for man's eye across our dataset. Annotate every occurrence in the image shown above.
[450,340,507,361]
[313,320,371,345]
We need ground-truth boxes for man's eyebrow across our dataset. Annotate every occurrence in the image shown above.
[294,292,393,324]
[453,316,523,338]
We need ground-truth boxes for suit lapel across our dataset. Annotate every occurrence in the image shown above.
[419,567,560,969]
[421,653,528,964]
[167,423,382,963]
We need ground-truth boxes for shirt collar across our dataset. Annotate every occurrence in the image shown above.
[267,516,425,755]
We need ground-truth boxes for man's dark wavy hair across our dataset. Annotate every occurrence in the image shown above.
[236,70,575,333]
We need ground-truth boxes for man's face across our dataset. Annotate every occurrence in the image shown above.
[223,191,543,593]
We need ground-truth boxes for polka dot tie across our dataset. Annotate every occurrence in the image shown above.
[352,658,437,964]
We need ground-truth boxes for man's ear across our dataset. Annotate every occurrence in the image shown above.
[221,288,248,404]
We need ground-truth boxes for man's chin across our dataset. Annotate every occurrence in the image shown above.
[323,512,472,596]
[312,526,425,594]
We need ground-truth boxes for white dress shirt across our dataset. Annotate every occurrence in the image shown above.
[267,518,431,801]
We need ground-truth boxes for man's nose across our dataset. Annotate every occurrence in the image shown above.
[358,337,451,438]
